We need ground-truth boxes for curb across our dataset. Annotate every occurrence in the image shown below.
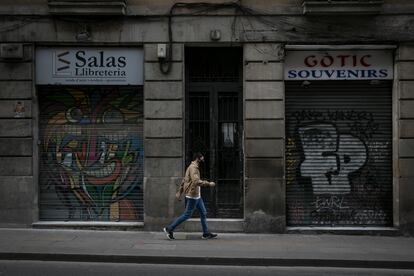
[1,253,414,270]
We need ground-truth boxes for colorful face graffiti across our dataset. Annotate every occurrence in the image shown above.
[39,87,143,221]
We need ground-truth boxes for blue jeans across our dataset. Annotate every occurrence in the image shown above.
[167,197,209,234]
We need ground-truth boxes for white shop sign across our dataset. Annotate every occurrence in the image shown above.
[36,47,143,85]
[285,50,393,80]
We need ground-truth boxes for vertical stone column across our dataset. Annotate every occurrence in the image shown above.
[397,43,414,235]
[143,44,184,230]
[243,44,285,232]
[0,44,35,226]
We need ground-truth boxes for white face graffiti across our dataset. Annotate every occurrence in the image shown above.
[298,124,367,195]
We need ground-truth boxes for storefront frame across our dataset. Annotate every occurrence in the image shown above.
[32,44,145,227]
[284,44,399,230]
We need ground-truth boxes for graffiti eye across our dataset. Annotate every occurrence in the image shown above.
[66,107,83,123]
[103,109,124,124]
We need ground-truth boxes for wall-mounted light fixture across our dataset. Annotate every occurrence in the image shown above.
[301,80,311,88]
[157,44,168,59]
[76,31,91,41]
[210,29,221,41]
[76,24,91,41]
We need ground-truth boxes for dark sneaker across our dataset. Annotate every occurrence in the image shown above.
[163,227,175,240]
[202,232,218,239]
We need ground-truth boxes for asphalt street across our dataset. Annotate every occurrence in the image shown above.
[1,261,414,276]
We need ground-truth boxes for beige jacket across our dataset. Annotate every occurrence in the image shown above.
[176,161,212,199]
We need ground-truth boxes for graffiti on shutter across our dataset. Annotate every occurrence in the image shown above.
[286,81,392,226]
[39,87,143,221]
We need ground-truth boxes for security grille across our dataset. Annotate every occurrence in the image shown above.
[38,86,144,221]
[186,47,243,218]
[285,80,392,226]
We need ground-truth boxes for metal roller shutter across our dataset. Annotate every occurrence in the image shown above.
[286,80,393,227]
[38,86,144,221]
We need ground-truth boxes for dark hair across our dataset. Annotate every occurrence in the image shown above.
[192,152,203,161]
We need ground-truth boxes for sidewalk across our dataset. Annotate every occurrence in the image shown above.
[0,228,413,269]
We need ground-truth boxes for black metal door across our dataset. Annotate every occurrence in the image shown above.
[185,47,243,218]
[186,83,243,218]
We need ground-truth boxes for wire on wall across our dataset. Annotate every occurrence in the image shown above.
[0,2,287,74]
[159,1,282,74]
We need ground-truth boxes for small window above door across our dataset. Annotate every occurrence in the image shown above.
[48,0,127,15]
[186,47,243,83]
[302,0,383,15]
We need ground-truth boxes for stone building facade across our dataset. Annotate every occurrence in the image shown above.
[0,0,413,235]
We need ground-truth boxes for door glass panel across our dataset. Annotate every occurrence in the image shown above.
[222,123,235,148]
[217,92,242,217]
[188,92,213,208]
